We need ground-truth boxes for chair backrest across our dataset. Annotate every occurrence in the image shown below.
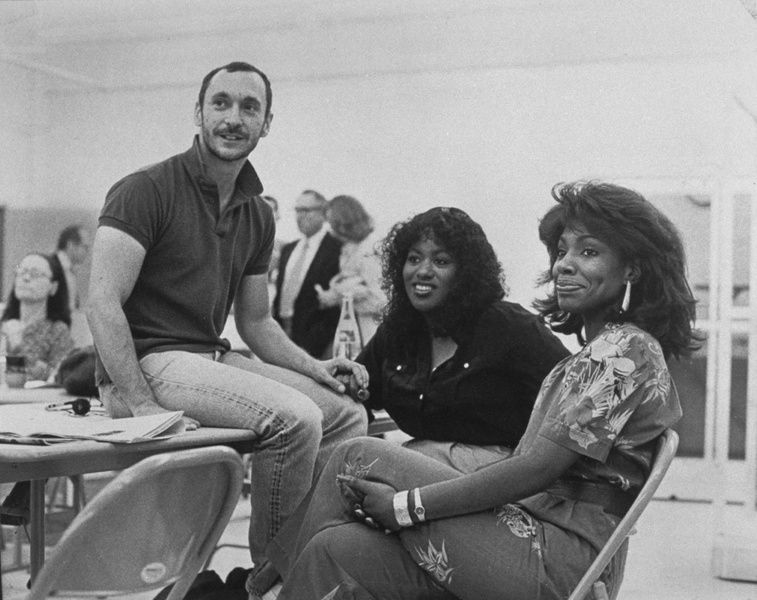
[567,428,679,600]
[27,445,244,600]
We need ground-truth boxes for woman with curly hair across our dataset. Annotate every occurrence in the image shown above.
[356,206,568,457]
[265,183,697,600]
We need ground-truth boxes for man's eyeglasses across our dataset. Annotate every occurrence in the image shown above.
[14,268,51,280]
[294,207,323,214]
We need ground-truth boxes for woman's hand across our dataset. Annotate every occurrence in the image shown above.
[314,283,340,308]
[337,474,402,532]
[2,319,24,349]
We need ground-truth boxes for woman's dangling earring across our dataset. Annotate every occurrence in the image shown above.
[621,280,632,313]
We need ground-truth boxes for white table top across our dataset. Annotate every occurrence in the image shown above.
[0,385,72,405]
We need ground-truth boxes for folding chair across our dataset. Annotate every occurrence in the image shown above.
[568,428,679,600]
[27,445,244,600]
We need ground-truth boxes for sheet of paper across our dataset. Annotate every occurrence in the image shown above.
[0,404,185,444]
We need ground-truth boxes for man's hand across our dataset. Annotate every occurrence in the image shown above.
[312,357,369,397]
[131,401,200,431]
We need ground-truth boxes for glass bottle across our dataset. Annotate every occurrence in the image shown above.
[332,292,363,360]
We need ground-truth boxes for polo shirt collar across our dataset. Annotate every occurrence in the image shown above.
[182,135,264,199]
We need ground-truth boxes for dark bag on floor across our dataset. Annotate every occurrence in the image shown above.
[56,346,98,397]
[153,569,247,600]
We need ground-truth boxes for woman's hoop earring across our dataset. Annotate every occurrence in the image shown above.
[621,280,632,313]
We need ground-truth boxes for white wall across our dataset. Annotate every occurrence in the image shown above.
[0,61,36,207]
[2,1,757,307]
[35,57,747,306]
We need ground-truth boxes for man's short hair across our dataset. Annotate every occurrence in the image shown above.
[300,189,327,208]
[57,225,83,250]
[198,61,273,119]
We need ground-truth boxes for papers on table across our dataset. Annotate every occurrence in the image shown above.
[0,404,185,444]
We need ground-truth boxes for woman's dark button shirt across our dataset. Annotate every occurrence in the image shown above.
[360,300,570,446]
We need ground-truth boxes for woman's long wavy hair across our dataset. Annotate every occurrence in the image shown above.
[1,252,71,327]
[381,207,505,357]
[533,181,701,359]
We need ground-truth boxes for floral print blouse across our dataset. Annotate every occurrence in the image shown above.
[4,318,74,381]
[517,322,681,492]
[508,321,681,559]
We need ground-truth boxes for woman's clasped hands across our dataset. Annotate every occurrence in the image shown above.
[337,474,400,533]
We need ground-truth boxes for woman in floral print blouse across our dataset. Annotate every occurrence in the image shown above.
[265,181,700,600]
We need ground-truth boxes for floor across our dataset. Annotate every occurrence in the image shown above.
[3,485,757,599]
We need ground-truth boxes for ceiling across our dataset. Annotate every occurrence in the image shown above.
[1,0,756,92]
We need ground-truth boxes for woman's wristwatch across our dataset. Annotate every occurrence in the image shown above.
[393,488,427,527]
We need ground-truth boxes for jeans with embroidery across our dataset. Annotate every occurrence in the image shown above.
[270,437,596,600]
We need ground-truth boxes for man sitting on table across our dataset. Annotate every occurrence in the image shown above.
[85,61,368,596]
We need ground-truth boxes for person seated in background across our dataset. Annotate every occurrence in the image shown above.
[315,195,387,345]
[267,182,699,600]
[273,190,342,357]
[2,252,74,382]
[340,206,568,469]
[1,252,74,526]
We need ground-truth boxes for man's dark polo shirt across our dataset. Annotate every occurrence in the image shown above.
[99,137,274,360]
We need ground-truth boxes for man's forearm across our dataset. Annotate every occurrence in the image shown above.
[85,298,160,414]
[240,316,320,377]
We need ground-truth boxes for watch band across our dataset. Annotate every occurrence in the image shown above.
[412,487,426,522]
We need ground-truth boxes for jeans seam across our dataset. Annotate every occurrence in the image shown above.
[142,370,291,542]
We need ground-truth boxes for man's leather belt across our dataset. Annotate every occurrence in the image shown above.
[546,480,636,518]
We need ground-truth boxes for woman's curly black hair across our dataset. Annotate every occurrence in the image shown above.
[380,207,506,356]
[533,181,701,359]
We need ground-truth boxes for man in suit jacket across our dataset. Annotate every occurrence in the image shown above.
[50,224,93,347]
[51,224,91,312]
[273,190,342,357]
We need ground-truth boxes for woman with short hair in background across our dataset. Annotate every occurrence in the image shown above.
[316,194,386,345]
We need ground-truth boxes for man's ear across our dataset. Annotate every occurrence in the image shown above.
[626,262,641,284]
[194,102,202,127]
[260,112,273,138]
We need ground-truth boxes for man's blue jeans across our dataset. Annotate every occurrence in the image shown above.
[99,350,368,563]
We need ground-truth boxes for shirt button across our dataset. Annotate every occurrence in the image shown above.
[419,393,424,400]
[396,365,402,371]
[463,362,470,369]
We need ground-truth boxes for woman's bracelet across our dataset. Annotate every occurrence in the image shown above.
[392,490,413,527]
